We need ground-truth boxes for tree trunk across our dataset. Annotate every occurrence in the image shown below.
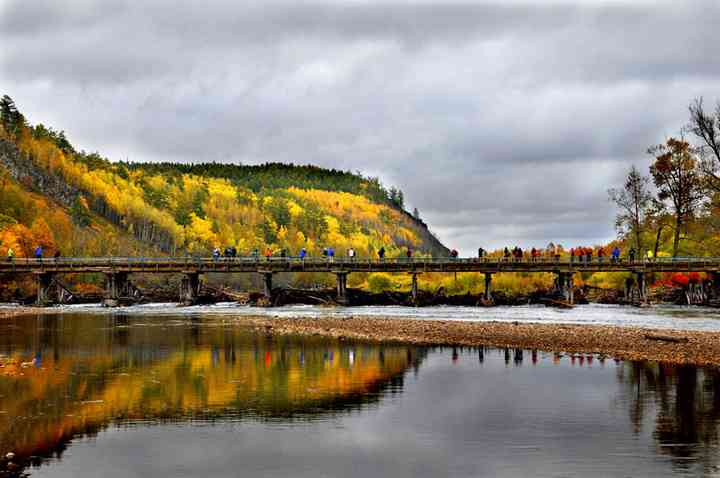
[673,216,681,258]
[654,225,664,259]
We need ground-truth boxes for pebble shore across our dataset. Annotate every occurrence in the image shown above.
[241,316,720,367]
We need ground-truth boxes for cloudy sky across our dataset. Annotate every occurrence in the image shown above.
[1,0,718,253]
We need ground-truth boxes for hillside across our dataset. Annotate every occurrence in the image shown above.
[0,95,447,266]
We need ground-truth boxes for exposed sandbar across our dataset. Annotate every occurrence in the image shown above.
[240,316,720,367]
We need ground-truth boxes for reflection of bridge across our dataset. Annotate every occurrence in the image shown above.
[2,256,719,306]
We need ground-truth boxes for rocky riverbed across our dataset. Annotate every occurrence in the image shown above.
[240,315,720,367]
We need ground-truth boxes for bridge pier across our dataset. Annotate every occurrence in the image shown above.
[410,272,421,304]
[103,272,132,307]
[35,272,54,306]
[259,271,273,300]
[484,273,493,302]
[555,272,574,304]
[335,272,349,305]
[636,272,647,303]
[179,272,201,306]
[711,272,720,300]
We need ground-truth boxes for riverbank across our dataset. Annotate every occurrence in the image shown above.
[241,315,720,367]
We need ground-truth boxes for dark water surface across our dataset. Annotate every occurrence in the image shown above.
[1,313,720,477]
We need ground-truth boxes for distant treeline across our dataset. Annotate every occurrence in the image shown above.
[124,161,406,209]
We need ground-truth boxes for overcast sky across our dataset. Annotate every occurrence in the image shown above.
[1,0,718,253]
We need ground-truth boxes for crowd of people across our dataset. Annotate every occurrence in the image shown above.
[480,244,637,262]
[4,243,652,263]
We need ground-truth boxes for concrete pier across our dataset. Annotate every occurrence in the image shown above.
[103,272,132,307]
[336,272,349,305]
[484,273,493,302]
[35,272,54,306]
[555,272,574,304]
[179,272,201,306]
[260,271,273,300]
[636,272,646,303]
[411,273,420,303]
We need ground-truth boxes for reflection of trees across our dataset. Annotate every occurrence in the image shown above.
[616,361,720,474]
[0,314,425,474]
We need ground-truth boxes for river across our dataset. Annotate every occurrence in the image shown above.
[0,307,719,477]
[11,301,720,331]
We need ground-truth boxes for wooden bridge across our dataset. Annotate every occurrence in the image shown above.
[2,256,719,306]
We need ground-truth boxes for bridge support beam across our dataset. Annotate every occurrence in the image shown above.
[484,273,493,302]
[259,271,273,300]
[35,272,54,306]
[335,272,349,305]
[179,272,201,306]
[103,272,131,307]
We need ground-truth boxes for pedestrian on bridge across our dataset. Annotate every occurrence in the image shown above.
[612,246,620,262]
[34,245,42,261]
[629,248,636,262]
[406,248,413,259]
[378,247,385,261]
[597,247,605,263]
[212,247,220,261]
[6,247,14,262]
[300,247,307,260]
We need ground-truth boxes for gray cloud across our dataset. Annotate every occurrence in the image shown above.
[1,0,719,253]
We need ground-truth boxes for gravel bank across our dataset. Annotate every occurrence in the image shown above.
[241,316,720,367]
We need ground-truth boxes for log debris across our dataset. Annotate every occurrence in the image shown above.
[643,333,689,343]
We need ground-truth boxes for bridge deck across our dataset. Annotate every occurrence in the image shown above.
[1,257,719,274]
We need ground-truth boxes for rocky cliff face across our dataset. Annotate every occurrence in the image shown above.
[401,210,449,256]
[0,139,81,208]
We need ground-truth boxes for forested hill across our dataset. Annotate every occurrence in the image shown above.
[124,162,405,208]
[0,94,447,261]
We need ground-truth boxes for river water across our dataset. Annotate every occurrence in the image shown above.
[0,308,719,477]
[15,301,720,331]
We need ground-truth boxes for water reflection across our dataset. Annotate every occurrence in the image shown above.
[1,314,720,477]
[616,361,720,474]
[0,314,423,474]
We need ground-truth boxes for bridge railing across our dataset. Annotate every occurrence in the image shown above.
[3,255,720,267]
